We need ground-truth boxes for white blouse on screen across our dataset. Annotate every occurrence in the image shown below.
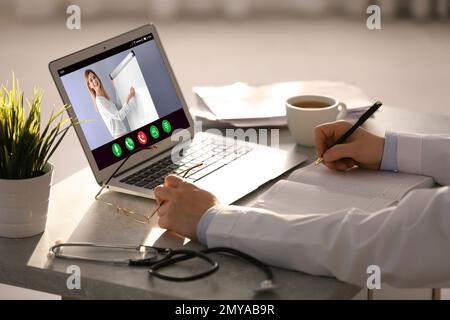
[95,95,135,139]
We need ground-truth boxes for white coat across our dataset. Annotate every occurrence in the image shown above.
[205,132,450,288]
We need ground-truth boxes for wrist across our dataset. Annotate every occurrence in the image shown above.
[376,136,385,169]
[380,132,399,172]
[196,204,222,245]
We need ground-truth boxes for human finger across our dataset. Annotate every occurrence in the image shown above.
[314,121,352,157]
[164,175,184,188]
[314,125,332,158]
[158,214,170,229]
[322,143,358,163]
[341,158,357,169]
[154,185,176,202]
[335,160,350,171]
[323,160,337,170]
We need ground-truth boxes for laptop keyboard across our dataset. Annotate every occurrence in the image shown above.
[119,138,253,190]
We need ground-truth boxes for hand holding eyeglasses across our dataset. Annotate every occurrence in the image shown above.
[95,145,212,225]
[149,162,204,219]
[154,175,220,241]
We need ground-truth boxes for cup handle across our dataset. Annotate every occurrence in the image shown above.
[337,102,347,120]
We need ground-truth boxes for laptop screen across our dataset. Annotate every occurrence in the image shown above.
[57,33,190,170]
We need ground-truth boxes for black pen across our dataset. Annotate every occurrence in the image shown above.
[315,101,382,166]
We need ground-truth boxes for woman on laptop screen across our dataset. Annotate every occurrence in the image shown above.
[84,69,135,139]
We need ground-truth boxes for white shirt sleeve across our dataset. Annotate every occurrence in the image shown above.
[96,96,134,121]
[395,132,450,185]
[204,133,450,288]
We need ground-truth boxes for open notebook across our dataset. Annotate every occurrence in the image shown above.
[253,165,434,215]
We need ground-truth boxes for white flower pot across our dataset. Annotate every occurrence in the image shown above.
[0,163,53,238]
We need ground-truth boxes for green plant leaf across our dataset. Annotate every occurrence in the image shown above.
[0,74,82,179]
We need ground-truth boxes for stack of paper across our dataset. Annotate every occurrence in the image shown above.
[191,81,374,127]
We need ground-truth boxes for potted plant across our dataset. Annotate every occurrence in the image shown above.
[0,75,73,238]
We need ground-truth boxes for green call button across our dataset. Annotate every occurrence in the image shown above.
[112,143,122,157]
[125,137,135,151]
[150,125,159,139]
[162,119,172,133]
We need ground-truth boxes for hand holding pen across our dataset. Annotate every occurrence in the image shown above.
[314,102,385,171]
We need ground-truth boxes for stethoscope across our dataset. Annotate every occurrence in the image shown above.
[48,241,277,293]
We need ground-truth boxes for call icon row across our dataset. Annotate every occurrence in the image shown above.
[111,120,172,157]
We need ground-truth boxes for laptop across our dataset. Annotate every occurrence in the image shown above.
[49,24,307,205]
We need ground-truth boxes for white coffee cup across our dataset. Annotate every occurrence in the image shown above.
[286,95,347,147]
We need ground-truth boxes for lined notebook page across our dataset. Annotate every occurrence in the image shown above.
[253,180,396,215]
[288,165,434,201]
[252,165,435,215]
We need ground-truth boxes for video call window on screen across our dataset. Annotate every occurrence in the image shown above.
[58,34,190,169]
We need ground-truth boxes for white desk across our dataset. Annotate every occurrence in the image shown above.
[0,106,449,299]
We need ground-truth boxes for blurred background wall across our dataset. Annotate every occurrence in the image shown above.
[0,0,449,191]
[1,0,450,20]
[0,0,449,298]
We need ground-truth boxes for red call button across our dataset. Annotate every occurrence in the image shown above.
[137,131,147,145]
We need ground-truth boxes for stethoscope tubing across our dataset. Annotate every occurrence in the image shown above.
[202,247,274,281]
[147,247,273,282]
[148,249,220,281]
[48,242,275,289]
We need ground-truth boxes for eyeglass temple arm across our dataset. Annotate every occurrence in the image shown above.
[96,145,159,198]
[180,162,203,178]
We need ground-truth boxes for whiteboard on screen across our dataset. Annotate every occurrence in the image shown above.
[110,51,159,131]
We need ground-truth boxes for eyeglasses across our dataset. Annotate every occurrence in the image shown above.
[95,145,203,224]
